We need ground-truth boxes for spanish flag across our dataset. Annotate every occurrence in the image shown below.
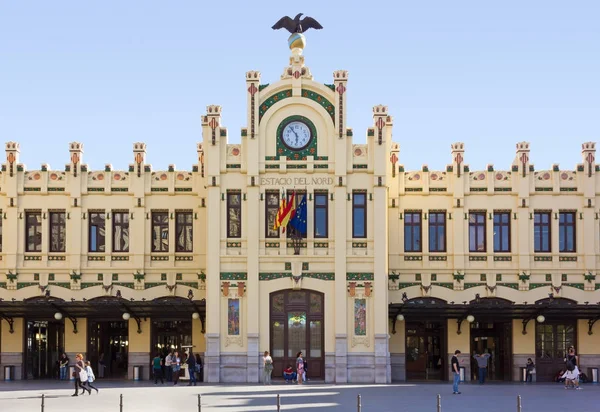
[273,191,296,233]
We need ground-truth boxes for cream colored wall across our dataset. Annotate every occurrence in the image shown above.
[65,318,87,353]
[389,319,406,353]
[0,318,23,352]
[447,319,470,354]
[577,319,600,354]
[128,318,150,353]
[512,319,535,354]
[192,318,205,353]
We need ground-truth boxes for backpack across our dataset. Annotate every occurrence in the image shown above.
[566,360,575,371]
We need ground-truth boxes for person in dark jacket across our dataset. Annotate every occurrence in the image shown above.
[195,354,203,382]
[187,351,197,386]
[525,358,535,382]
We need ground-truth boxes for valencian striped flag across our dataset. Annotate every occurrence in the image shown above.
[289,195,307,235]
[273,191,296,233]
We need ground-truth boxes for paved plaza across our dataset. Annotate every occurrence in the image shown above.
[0,381,599,411]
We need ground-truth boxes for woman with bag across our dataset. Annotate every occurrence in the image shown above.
[85,361,99,393]
[296,352,305,385]
[563,346,581,390]
[263,351,273,385]
[72,353,91,396]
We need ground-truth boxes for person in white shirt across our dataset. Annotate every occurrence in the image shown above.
[165,352,173,382]
[85,361,99,393]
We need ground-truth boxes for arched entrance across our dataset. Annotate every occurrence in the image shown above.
[270,290,324,380]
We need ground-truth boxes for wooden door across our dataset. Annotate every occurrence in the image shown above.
[270,290,324,379]
[535,322,576,382]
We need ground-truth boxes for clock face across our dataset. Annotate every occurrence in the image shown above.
[281,120,312,150]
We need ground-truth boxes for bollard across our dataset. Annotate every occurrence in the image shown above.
[41,394,45,412]
[437,394,441,412]
[276,394,281,411]
[120,394,123,412]
[198,394,202,412]
[517,395,522,412]
[357,394,362,412]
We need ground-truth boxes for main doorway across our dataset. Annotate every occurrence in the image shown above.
[470,322,512,381]
[152,320,192,357]
[25,320,64,379]
[270,290,324,380]
[88,321,129,379]
[405,322,446,380]
[535,322,576,382]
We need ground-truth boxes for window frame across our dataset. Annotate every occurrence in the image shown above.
[352,192,367,239]
[404,211,422,252]
[88,211,106,253]
[265,191,280,239]
[468,211,487,253]
[286,191,307,239]
[25,211,42,252]
[314,192,328,239]
[49,211,66,253]
[558,211,576,253]
[534,211,552,253]
[151,211,170,252]
[493,211,511,253]
[112,211,130,253]
[227,192,242,239]
[175,211,194,253]
[428,211,446,253]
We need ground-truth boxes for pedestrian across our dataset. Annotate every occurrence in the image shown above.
[452,350,461,395]
[303,357,308,382]
[296,351,305,385]
[263,351,273,385]
[525,358,535,382]
[165,351,173,382]
[98,353,105,379]
[283,365,296,383]
[473,351,492,384]
[59,353,69,380]
[172,351,181,385]
[563,346,581,390]
[72,353,91,396]
[187,351,197,386]
[152,353,164,384]
[85,361,99,393]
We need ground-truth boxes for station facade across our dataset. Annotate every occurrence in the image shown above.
[1,45,599,383]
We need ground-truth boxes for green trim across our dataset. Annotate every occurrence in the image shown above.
[178,282,199,289]
[88,255,105,261]
[535,256,552,262]
[535,187,553,192]
[48,187,65,192]
[151,188,168,192]
[151,256,169,261]
[111,256,129,261]
[563,283,584,290]
[258,272,334,281]
[494,256,512,261]
[174,255,193,261]
[324,84,335,91]
[404,255,423,261]
[174,188,193,192]
[111,188,128,192]
[559,256,577,262]
[529,283,549,290]
[464,283,484,290]
[430,188,447,192]
[560,187,577,192]
[469,256,487,261]
[24,256,42,261]
[259,272,291,281]
[405,188,423,192]
[81,282,103,289]
[113,282,134,289]
[226,164,241,169]
[88,187,105,192]
[17,282,37,290]
[353,164,368,169]
[259,90,292,121]
[494,188,512,192]
[347,273,374,281]
[48,282,71,289]
[314,242,329,248]
[301,89,335,122]
[145,282,164,289]
[258,84,270,91]
[305,273,335,281]
[24,187,41,192]
[470,188,488,192]
[397,282,421,289]
[497,283,519,290]
[429,255,447,261]
[265,165,280,169]
[220,272,247,281]
[432,282,454,290]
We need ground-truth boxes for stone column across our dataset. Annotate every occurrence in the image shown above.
[0,318,24,380]
[512,319,535,381]
[447,319,471,381]
[128,318,150,380]
[65,318,87,379]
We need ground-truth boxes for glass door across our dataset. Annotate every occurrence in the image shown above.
[88,321,129,379]
[535,323,576,382]
[405,322,444,380]
[26,321,64,379]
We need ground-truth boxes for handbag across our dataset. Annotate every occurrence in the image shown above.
[79,369,88,382]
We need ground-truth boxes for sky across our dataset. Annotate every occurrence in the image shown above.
[1,1,599,172]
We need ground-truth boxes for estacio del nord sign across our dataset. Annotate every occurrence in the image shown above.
[260,177,334,186]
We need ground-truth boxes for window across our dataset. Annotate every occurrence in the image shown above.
[428,211,446,252]
[26,211,42,252]
[559,212,576,252]
[49,211,66,252]
[493,212,511,252]
[534,212,551,253]
[112,211,129,252]
[88,211,106,252]
[352,192,367,238]
[176,211,193,252]
[265,191,280,238]
[152,211,169,252]
[404,212,422,252]
[468,212,486,252]
[314,192,328,238]
[227,192,242,238]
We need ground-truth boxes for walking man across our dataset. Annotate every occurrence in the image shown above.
[165,351,173,382]
[473,351,492,384]
[452,350,461,395]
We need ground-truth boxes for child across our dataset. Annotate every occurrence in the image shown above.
[85,361,99,394]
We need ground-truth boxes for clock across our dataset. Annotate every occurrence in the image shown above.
[280,119,313,151]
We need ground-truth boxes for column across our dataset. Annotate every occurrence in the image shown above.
[65,318,88,378]
[0,318,24,380]
[447,319,471,381]
[128,318,151,380]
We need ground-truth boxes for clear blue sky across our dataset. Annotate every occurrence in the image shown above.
[1,1,598,172]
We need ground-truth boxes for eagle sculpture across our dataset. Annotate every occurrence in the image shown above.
[272,13,323,34]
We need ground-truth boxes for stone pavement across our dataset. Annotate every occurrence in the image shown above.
[0,380,599,411]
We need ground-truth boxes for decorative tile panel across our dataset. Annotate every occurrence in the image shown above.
[347,273,374,281]
[220,272,248,281]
